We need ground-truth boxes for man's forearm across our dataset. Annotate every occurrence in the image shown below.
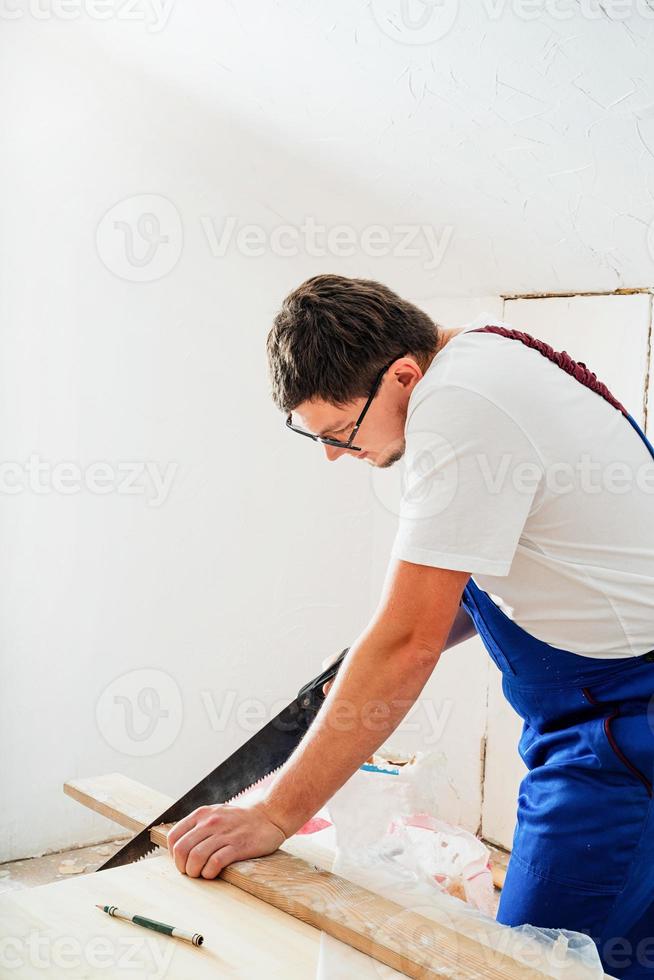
[259,626,445,837]
[168,564,467,879]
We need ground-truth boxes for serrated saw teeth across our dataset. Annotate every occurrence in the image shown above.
[227,765,284,803]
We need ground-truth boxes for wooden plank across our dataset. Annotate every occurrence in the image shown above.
[486,842,509,890]
[0,854,318,979]
[63,774,609,979]
[64,773,174,833]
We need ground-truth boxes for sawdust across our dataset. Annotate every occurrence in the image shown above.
[57,859,89,875]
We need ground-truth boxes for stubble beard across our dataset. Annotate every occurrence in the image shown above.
[367,439,406,469]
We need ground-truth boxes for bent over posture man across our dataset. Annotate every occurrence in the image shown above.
[169,275,654,978]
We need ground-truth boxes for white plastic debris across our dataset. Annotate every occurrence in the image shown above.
[316,754,604,980]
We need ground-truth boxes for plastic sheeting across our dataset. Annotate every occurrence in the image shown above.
[316,756,605,980]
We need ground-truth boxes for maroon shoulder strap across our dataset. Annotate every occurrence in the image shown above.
[471,324,627,416]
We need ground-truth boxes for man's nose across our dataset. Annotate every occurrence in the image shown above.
[324,445,348,462]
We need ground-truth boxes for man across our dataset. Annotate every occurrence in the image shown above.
[168,275,654,978]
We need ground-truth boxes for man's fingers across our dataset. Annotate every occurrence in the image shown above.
[322,679,334,695]
[167,805,207,852]
[168,803,285,880]
[185,835,230,878]
[200,845,239,880]
[171,824,214,874]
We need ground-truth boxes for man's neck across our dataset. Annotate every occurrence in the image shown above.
[440,325,465,349]
[427,326,465,367]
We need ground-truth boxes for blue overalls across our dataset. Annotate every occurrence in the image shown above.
[460,329,654,979]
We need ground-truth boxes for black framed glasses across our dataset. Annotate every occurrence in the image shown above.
[285,356,402,452]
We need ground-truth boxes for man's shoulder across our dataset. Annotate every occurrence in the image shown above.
[409,322,550,424]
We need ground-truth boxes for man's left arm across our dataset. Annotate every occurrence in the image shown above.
[168,561,470,878]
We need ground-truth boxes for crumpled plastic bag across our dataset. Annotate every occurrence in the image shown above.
[316,755,604,979]
[386,813,495,915]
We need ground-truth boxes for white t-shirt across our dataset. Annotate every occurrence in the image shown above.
[391,315,654,658]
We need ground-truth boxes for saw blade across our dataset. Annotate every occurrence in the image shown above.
[98,696,308,871]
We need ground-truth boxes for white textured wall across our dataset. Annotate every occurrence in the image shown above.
[39,0,654,297]
[0,35,380,861]
[0,22,507,861]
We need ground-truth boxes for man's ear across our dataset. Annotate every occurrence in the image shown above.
[390,357,424,391]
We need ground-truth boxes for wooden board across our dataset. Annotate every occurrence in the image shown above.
[0,853,318,979]
[64,773,174,833]
[57,773,611,979]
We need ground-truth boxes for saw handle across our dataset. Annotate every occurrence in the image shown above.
[296,647,349,716]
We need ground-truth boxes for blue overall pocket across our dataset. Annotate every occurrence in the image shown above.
[582,685,654,797]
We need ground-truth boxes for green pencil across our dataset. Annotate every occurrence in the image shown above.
[96,904,204,946]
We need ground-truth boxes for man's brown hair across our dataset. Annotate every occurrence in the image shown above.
[266,274,441,412]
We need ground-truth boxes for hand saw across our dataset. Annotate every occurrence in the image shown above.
[98,647,349,870]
